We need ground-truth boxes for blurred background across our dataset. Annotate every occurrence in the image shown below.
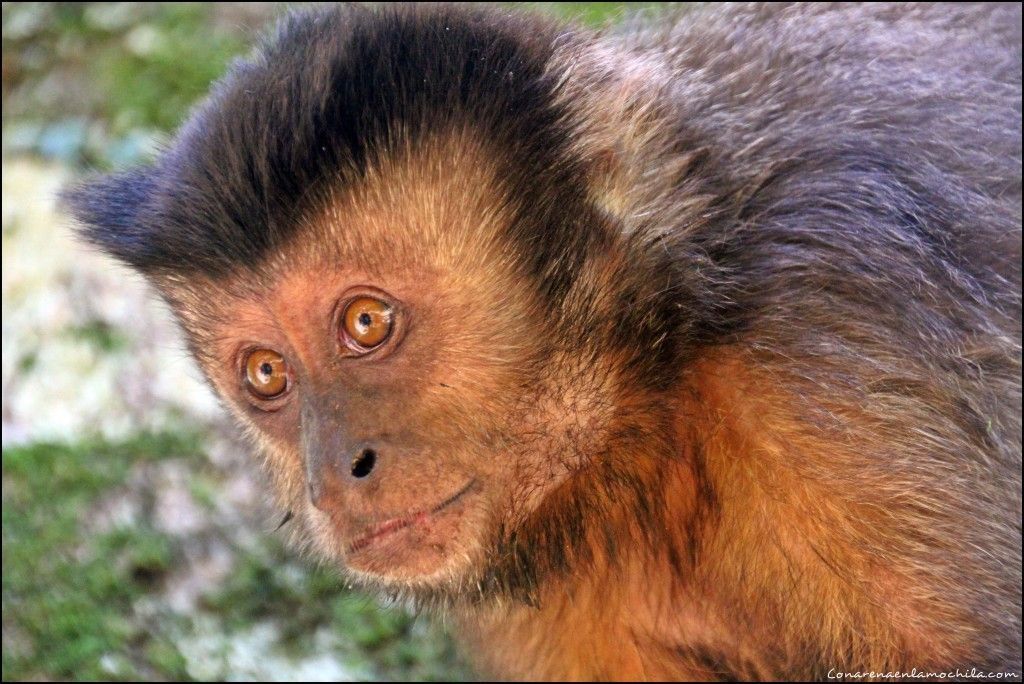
[1,3,651,680]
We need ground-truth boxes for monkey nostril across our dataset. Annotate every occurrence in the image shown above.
[351,448,376,478]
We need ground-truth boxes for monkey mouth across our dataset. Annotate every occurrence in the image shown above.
[346,479,477,554]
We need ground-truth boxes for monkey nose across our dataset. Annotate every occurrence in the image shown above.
[307,443,381,512]
[350,447,377,479]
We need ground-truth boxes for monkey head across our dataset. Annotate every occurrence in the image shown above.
[64,5,683,602]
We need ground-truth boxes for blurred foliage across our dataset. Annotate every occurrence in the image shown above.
[2,433,202,679]
[205,554,469,681]
[3,3,275,167]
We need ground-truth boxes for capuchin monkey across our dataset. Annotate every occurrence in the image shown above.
[64,3,1021,680]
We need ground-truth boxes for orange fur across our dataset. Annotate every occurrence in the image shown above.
[457,349,978,679]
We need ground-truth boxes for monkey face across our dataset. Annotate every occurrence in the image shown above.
[159,137,628,594]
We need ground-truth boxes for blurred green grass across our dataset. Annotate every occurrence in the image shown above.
[3,434,202,679]
[2,2,651,681]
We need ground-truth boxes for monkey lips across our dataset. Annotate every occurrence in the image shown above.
[337,479,480,579]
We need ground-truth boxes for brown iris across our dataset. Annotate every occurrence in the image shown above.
[244,349,289,398]
[342,296,393,350]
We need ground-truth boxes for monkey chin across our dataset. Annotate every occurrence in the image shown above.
[332,480,484,588]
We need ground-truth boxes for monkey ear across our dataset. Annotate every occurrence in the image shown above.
[61,168,162,272]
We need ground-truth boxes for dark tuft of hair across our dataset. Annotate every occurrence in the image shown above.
[63,4,575,276]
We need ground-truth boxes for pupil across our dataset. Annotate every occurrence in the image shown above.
[260,362,273,377]
[358,312,373,327]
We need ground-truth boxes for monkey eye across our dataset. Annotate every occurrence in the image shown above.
[341,296,394,351]
[244,348,290,399]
